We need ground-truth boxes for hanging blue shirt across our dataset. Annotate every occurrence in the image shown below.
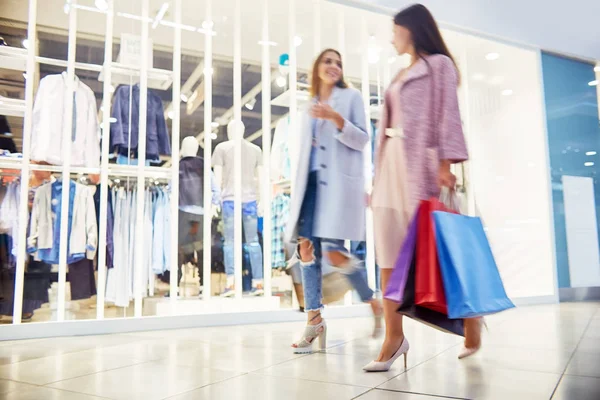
[35,181,86,265]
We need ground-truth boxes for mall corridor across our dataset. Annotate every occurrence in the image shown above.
[0,302,597,399]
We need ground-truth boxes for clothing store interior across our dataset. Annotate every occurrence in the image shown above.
[0,0,553,329]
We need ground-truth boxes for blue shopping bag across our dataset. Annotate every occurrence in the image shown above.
[432,211,515,319]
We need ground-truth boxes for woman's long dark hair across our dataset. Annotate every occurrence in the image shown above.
[394,4,459,80]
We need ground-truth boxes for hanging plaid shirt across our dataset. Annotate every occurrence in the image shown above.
[271,193,290,269]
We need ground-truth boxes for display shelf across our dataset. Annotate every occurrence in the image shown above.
[99,62,173,91]
[0,96,26,118]
[0,160,174,179]
[0,46,27,71]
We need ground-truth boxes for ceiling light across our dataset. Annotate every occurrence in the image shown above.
[245,98,257,110]
[502,89,513,96]
[489,76,504,86]
[167,111,174,120]
[22,39,29,49]
[210,132,218,140]
[109,117,117,123]
[486,52,500,61]
[294,36,303,47]
[211,121,220,128]
[95,0,108,11]
[152,3,170,29]
[589,80,598,87]
[585,162,595,167]
[181,94,189,103]
[276,75,287,88]
[586,151,597,156]
[258,40,278,46]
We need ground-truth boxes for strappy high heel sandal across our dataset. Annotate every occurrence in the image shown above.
[292,315,327,354]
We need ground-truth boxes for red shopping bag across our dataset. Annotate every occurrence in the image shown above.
[415,199,456,314]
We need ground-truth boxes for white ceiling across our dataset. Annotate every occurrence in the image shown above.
[335,0,600,61]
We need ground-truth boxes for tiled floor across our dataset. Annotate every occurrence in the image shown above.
[0,302,599,399]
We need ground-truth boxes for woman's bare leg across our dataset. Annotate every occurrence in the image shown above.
[376,268,405,362]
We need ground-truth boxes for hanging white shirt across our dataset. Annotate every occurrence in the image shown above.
[31,72,100,168]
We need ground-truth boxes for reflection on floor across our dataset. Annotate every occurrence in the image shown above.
[0,302,599,399]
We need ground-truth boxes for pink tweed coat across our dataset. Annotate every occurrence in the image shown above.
[373,54,468,219]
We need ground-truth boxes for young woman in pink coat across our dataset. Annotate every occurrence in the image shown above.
[363,4,479,372]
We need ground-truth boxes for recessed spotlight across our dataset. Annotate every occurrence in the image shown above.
[276,75,287,88]
[95,0,108,11]
[181,94,189,103]
[586,151,597,156]
[109,117,117,123]
[211,121,220,128]
[294,36,303,47]
[22,39,29,49]
[585,162,595,167]
[588,80,598,87]
[486,52,500,61]
[502,89,513,96]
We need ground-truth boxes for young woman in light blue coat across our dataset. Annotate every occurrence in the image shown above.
[285,49,382,354]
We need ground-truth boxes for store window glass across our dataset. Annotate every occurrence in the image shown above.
[541,53,600,289]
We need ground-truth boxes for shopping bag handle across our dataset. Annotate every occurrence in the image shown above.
[439,187,464,213]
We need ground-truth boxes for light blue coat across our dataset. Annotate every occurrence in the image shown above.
[285,86,369,243]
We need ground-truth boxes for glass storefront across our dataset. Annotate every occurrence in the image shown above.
[0,0,555,331]
[541,52,600,290]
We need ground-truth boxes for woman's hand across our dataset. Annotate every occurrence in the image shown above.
[311,102,345,130]
[438,161,456,189]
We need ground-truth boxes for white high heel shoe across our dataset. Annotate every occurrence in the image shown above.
[291,319,327,354]
[363,337,410,372]
[458,318,488,359]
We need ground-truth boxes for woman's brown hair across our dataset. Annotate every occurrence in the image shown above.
[309,48,348,98]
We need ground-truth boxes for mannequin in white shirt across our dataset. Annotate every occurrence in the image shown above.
[213,120,265,297]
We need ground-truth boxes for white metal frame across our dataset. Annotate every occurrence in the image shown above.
[233,0,243,299]
[202,0,214,301]
[261,0,273,298]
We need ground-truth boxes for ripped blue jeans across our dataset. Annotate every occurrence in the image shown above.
[299,238,374,311]
[297,172,373,311]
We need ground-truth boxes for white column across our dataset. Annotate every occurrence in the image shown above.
[203,0,213,300]
[134,0,150,317]
[56,1,78,322]
[337,9,345,60]
[96,0,115,319]
[361,19,376,290]
[13,0,38,324]
[313,0,321,54]
[233,0,243,299]
[288,0,297,194]
[261,0,273,297]
[169,0,182,303]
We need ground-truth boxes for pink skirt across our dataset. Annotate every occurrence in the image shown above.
[372,136,415,269]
